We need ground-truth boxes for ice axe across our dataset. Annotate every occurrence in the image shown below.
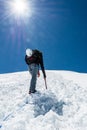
[44,78,47,89]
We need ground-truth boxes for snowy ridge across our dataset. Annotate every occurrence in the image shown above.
[0,70,87,130]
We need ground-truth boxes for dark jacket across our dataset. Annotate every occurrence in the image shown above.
[25,50,46,78]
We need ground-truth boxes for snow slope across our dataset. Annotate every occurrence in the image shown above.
[0,70,87,130]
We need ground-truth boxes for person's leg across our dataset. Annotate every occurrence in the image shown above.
[29,64,38,93]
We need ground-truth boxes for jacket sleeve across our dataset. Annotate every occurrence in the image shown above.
[25,55,29,65]
[39,53,46,78]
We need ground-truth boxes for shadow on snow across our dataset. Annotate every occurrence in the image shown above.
[30,92,65,117]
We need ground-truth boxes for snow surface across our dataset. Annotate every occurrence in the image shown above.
[0,70,87,130]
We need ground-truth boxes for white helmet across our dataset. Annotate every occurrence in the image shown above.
[26,48,32,57]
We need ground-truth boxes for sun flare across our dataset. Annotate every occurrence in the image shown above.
[6,0,32,19]
[11,0,28,16]
[12,0,27,15]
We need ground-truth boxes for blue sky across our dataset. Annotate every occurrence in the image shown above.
[0,0,87,74]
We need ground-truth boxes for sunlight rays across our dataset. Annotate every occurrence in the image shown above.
[3,0,33,22]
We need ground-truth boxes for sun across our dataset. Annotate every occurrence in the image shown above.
[10,0,29,17]
[12,0,28,15]
[6,0,32,20]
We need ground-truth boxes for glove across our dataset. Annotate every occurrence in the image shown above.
[37,71,40,77]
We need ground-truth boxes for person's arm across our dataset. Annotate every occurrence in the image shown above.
[39,53,46,78]
[25,55,29,65]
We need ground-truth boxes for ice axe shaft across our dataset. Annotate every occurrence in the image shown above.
[44,78,47,89]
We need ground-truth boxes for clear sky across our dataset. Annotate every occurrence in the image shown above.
[0,0,87,74]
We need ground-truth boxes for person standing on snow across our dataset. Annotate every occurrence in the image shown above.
[25,48,46,94]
